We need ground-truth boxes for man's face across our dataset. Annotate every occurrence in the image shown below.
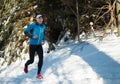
[36,16,43,24]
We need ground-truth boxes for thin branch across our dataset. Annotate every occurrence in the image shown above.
[94,0,116,24]
[67,5,77,17]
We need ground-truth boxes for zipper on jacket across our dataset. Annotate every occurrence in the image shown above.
[38,27,41,44]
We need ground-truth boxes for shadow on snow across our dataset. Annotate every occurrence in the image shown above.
[1,41,120,84]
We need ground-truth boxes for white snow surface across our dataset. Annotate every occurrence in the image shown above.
[0,35,120,84]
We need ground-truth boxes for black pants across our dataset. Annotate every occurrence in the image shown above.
[25,45,43,74]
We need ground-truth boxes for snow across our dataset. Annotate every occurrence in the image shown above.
[1,35,120,84]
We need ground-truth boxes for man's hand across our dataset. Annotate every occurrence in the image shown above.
[33,35,38,39]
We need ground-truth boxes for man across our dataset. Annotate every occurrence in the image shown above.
[24,14,46,79]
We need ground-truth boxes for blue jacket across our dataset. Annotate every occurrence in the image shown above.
[24,22,46,45]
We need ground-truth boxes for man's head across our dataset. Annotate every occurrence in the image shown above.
[36,14,43,24]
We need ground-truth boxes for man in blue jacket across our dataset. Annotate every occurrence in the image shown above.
[24,14,46,79]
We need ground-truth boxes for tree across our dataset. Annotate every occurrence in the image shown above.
[76,0,80,41]
[116,0,120,36]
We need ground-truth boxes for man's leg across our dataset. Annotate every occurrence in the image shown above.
[25,45,36,70]
[36,45,43,75]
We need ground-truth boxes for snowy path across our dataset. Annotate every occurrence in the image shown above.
[0,37,120,84]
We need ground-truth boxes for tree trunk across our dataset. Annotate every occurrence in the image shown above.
[76,0,80,41]
[116,0,120,36]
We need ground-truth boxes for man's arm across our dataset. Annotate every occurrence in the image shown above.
[42,25,46,45]
[24,24,33,38]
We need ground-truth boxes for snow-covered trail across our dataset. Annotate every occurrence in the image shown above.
[0,37,120,84]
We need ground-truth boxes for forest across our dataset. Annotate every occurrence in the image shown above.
[0,0,119,65]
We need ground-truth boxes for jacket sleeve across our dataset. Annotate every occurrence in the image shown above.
[24,24,33,38]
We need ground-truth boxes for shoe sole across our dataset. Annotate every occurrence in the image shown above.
[36,76,43,79]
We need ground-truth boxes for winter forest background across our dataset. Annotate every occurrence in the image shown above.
[0,0,120,75]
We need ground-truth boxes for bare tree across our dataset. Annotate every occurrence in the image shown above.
[116,0,120,36]
[76,0,80,41]
[99,0,116,40]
